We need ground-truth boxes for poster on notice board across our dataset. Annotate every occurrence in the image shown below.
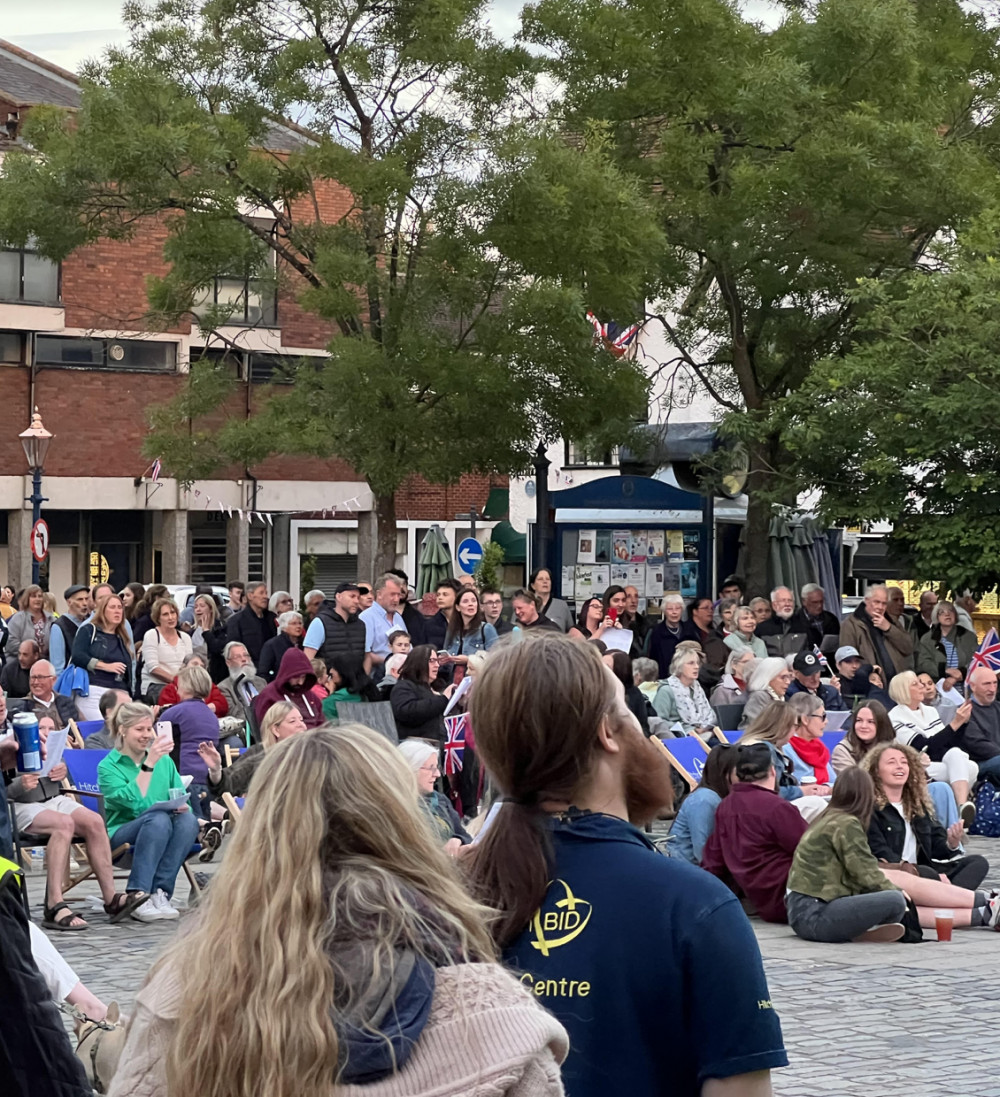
[681,561,699,597]
[577,529,597,564]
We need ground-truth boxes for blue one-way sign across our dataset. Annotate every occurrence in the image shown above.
[457,538,483,574]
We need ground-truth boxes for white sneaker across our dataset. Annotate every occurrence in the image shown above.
[130,898,164,923]
[153,889,180,919]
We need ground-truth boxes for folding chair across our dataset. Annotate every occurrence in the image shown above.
[75,719,106,741]
[335,701,399,744]
[224,744,246,768]
[221,793,244,824]
[713,703,746,732]
[820,730,846,756]
[62,750,205,902]
[653,734,709,790]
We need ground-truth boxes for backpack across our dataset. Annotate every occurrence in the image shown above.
[969,779,1000,838]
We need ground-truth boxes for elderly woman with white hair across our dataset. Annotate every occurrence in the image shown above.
[652,648,716,734]
[711,648,758,707]
[887,669,977,823]
[397,739,471,856]
[257,610,304,683]
[723,605,767,659]
[738,657,794,729]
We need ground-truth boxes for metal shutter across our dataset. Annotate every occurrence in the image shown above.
[310,554,359,593]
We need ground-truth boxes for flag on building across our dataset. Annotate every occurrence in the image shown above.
[150,457,162,482]
[443,713,468,775]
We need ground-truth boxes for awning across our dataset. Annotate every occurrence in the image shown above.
[482,487,509,520]
[490,519,526,564]
[849,538,912,581]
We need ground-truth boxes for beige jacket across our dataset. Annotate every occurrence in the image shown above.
[108,961,568,1097]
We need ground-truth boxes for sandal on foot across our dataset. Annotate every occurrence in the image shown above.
[104,890,150,924]
[43,902,89,931]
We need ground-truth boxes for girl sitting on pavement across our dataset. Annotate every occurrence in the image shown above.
[669,744,738,864]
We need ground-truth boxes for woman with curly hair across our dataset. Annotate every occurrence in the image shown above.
[108,726,568,1097]
[863,741,990,896]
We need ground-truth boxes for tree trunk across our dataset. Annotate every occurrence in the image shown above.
[373,490,398,578]
[742,439,775,598]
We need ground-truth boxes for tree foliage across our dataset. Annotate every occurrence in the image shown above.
[0,0,662,572]
[786,214,1000,593]
[520,0,1000,591]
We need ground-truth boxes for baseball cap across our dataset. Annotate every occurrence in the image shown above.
[334,582,360,595]
[64,584,88,599]
[835,645,861,663]
[793,651,820,674]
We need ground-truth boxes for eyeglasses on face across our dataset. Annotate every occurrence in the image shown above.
[420,761,441,773]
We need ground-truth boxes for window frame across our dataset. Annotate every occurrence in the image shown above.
[0,244,61,306]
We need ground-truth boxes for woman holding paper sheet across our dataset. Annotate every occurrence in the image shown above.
[98,702,199,922]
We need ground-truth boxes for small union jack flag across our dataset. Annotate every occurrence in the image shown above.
[586,311,641,358]
[443,713,468,776]
[813,645,830,670]
[150,457,162,482]
[969,628,1000,674]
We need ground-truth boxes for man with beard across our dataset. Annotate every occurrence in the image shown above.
[465,633,787,1097]
[217,642,266,730]
[753,586,802,645]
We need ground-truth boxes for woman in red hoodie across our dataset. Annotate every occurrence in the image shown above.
[252,647,323,729]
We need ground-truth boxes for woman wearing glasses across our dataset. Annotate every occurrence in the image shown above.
[390,646,456,744]
[398,739,471,856]
[783,693,835,793]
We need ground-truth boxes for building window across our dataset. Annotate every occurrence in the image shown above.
[248,353,297,384]
[0,245,60,306]
[564,441,619,468]
[193,219,278,328]
[36,336,177,371]
[0,331,25,364]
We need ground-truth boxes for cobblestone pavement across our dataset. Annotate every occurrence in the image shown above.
[28,836,1000,1096]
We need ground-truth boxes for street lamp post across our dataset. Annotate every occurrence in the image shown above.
[19,408,53,585]
[532,442,552,575]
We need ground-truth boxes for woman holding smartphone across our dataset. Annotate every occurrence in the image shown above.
[97,702,199,922]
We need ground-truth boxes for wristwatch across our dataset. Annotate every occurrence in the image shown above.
[140,762,155,773]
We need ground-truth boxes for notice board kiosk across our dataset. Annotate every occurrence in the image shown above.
[548,475,710,614]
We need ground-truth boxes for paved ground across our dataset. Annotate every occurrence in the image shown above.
[27,836,1000,1096]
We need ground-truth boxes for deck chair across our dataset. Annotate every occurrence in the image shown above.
[62,750,205,902]
[224,744,246,768]
[713,703,746,733]
[75,719,106,741]
[335,701,399,744]
[221,792,244,823]
[654,734,709,790]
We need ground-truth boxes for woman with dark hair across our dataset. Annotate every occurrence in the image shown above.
[681,596,728,673]
[601,585,627,621]
[569,597,611,641]
[6,584,54,659]
[607,650,651,736]
[444,588,498,670]
[669,745,739,864]
[390,646,456,744]
[321,655,380,720]
[831,701,895,773]
[119,582,146,622]
[785,768,908,943]
[132,583,169,646]
[528,568,573,633]
[862,741,988,892]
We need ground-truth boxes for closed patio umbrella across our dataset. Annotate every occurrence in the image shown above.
[417,525,453,597]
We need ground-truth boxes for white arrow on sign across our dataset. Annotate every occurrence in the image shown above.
[459,545,482,566]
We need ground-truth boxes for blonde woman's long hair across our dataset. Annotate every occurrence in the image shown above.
[158,724,496,1097]
[260,700,296,747]
[861,740,935,819]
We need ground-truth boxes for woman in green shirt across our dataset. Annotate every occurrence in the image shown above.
[97,702,200,923]
[786,767,908,943]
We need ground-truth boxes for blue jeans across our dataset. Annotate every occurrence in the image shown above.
[110,810,199,898]
[188,782,210,822]
[975,755,1000,783]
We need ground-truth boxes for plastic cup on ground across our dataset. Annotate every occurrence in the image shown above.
[934,909,953,942]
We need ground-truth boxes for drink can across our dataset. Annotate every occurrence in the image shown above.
[13,711,41,773]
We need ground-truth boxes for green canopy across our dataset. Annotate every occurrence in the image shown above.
[490,519,526,564]
[417,525,453,596]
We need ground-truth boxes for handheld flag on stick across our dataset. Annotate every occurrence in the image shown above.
[443,713,468,775]
[969,628,1000,675]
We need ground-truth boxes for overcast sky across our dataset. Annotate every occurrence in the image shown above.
[6,0,783,73]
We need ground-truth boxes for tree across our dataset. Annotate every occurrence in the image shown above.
[784,215,1000,593]
[521,0,1000,593]
[0,0,662,574]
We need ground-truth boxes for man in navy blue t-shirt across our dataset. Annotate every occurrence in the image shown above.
[467,632,788,1097]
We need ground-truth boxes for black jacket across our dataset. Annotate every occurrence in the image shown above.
[9,694,79,728]
[312,602,367,669]
[867,803,957,868]
[258,633,298,682]
[400,602,427,646]
[788,607,841,648]
[390,678,449,743]
[0,663,29,698]
[424,611,450,650]
[225,606,277,664]
[0,866,92,1097]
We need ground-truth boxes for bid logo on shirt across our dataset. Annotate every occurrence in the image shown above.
[529,880,592,956]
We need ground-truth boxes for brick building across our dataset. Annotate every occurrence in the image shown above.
[0,39,508,607]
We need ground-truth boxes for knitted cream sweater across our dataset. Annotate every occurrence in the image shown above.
[108,962,568,1097]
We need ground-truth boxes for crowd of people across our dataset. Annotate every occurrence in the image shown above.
[6,570,1000,1096]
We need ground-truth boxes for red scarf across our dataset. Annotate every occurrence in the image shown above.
[788,736,830,785]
